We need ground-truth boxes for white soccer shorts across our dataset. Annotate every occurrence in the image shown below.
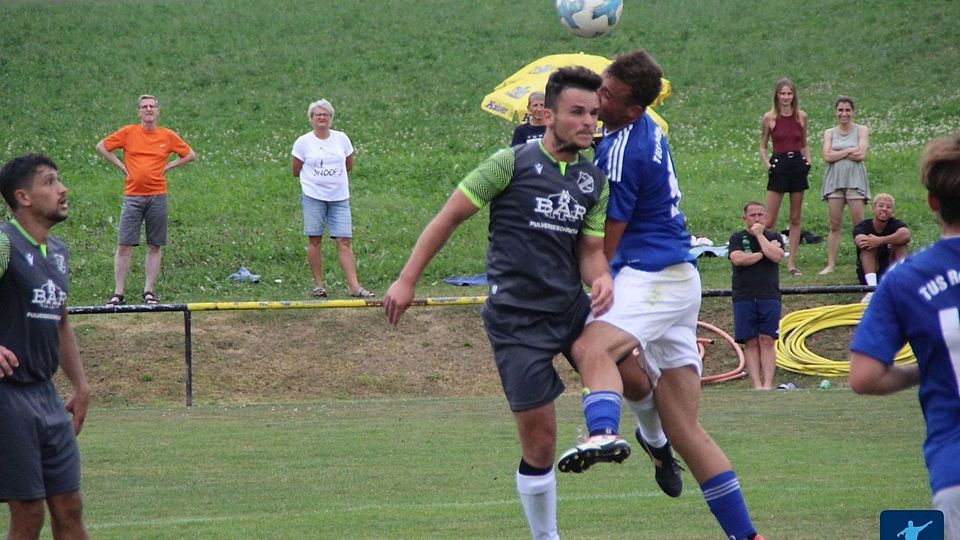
[587,263,703,386]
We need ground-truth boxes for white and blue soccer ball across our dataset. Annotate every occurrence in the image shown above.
[556,0,623,38]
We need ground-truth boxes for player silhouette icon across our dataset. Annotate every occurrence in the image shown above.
[897,519,933,540]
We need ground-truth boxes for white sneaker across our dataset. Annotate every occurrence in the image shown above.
[861,292,873,303]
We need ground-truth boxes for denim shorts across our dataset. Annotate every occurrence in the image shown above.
[301,194,353,238]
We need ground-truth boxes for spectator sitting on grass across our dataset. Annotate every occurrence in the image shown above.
[854,193,911,300]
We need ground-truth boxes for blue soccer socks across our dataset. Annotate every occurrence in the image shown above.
[583,390,622,436]
[701,470,756,540]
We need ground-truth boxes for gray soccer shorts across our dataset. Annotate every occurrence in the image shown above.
[482,293,590,412]
[0,381,82,501]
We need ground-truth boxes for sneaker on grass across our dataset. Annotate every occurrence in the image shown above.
[557,435,630,473]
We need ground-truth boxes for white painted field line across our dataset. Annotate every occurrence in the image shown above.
[87,489,667,530]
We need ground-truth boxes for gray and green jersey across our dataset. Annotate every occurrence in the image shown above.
[459,141,608,313]
[0,221,69,384]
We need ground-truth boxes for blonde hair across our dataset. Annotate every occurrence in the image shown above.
[873,193,895,206]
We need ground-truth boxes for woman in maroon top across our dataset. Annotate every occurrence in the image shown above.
[759,78,811,276]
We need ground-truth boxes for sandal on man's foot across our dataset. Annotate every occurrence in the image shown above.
[350,286,375,298]
[312,286,328,298]
[142,291,158,305]
[106,294,125,307]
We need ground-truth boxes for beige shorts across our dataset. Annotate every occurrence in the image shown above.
[826,188,866,201]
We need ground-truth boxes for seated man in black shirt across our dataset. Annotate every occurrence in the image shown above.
[854,193,911,295]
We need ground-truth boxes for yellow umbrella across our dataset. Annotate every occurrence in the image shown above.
[480,53,672,134]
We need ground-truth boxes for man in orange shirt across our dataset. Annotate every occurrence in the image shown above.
[96,95,195,306]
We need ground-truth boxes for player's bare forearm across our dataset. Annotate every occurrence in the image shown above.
[849,352,919,395]
[603,219,627,261]
[58,313,91,435]
[578,235,613,315]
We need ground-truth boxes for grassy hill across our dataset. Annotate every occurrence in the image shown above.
[1,0,958,305]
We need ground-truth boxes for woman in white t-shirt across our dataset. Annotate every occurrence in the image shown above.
[291,99,373,298]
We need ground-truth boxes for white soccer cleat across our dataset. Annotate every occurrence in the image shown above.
[557,435,631,473]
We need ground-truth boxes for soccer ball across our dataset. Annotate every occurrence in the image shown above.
[556,0,623,38]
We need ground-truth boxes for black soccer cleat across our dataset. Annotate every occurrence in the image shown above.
[636,429,684,497]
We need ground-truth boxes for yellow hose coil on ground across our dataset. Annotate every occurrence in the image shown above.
[775,303,916,377]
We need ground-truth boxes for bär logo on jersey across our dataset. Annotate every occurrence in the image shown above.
[534,190,586,222]
[32,279,66,310]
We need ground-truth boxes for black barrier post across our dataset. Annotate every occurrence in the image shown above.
[184,310,192,407]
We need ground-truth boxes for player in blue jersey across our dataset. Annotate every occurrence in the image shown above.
[385,67,614,540]
[850,133,960,540]
[0,154,91,539]
[558,50,764,540]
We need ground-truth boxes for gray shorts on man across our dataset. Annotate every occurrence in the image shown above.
[0,383,81,501]
[118,194,168,246]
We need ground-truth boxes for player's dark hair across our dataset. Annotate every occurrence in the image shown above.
[544,66,602,111]
[0,154,58,210]
[606,49,663,109]
[921,133,960,225]
[835,95,855,110]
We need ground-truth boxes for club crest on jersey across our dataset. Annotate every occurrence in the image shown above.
[534,190,586,223]
[52,253,66,274]
[576,171,595,194]
[32,279,66,310]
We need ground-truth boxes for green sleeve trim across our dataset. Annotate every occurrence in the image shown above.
[0,230,8,278]
[458,148,515,207]
[583,179,609,237]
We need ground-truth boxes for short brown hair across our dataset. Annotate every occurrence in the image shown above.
[921,133,960,225]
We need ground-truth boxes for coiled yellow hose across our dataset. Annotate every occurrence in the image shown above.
[775,303,916,377]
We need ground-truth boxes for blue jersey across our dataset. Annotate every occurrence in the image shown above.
[595,113,695,273]
[850,238,960,494]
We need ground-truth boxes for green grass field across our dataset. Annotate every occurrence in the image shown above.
[1,0,958,304]
[1,0,957,538]
[79,391,924,539]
